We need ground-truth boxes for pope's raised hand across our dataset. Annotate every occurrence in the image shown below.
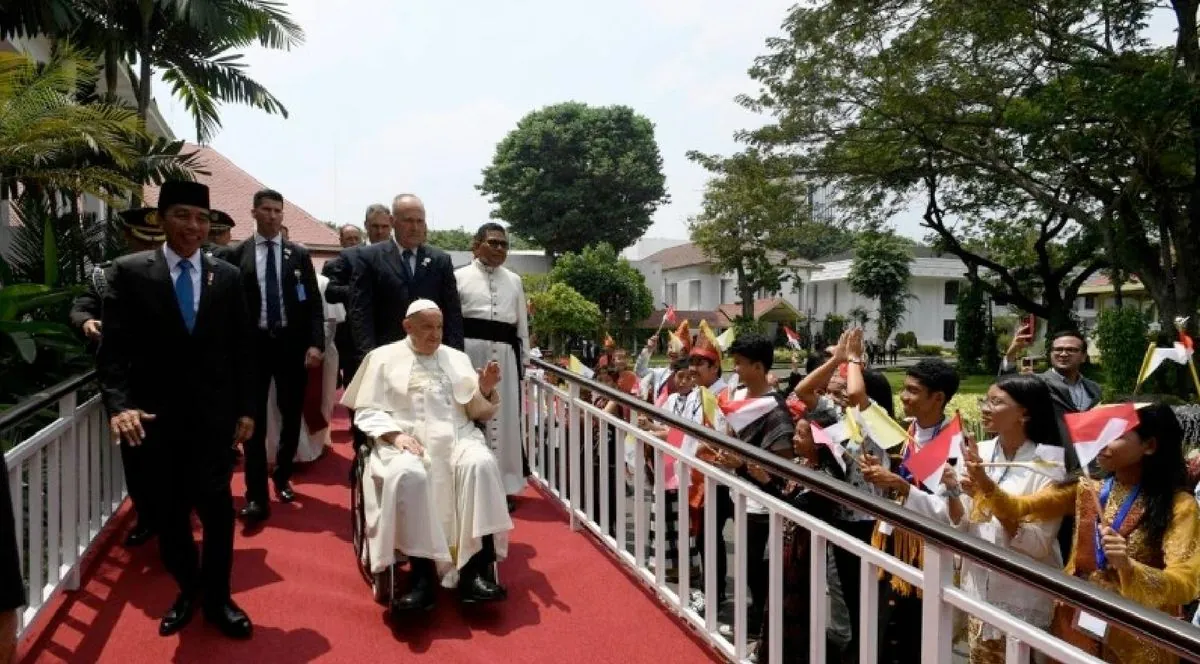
[479,361,502,395]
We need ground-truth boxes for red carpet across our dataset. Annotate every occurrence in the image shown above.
[18,407,721,663]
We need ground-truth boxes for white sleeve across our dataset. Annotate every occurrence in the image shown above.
[902,488,953,526]
[354,407,407,441]
[634,347,651,377]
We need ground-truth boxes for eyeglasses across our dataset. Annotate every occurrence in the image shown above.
[485,239,509,249]
[1051,347,1083,355]
[977,398,1009,411]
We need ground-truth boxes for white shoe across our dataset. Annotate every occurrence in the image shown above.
[689,589,706,614]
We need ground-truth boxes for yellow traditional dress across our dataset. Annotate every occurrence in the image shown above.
[975,478,1200,664]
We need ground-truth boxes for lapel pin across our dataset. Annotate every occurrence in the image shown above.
[207,272,214,286]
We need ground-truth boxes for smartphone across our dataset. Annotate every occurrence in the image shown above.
[1021,356,1035,373]
[1023,314,1036,339]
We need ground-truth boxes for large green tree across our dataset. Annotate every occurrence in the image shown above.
[426,226,540,252]
[688,148,853,320]
[738,0,1191,335]
[478,102,669,258]
[847,230,912,344]
[549,243,653,329]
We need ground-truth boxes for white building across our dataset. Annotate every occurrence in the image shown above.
[634,242,820,328]
[807,246,971,347]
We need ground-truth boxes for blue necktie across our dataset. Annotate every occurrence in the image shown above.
[265,240,282,329]
[402,248,414,280]
[176,259,195,332]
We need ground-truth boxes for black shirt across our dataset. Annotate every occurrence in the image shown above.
[0,465,25,612]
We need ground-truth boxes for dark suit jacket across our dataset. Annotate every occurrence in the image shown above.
[999,362,1102,415]
[348,241,464,357]
[97,249,255,470]
[217,237,325,350]
[321,245,365,306]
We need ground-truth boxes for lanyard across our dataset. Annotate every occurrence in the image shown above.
[1094,477,1141,570]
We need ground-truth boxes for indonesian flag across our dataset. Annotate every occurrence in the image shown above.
[568,355,594,379]
[718,392,778,434]
[811,422,848,472]
[663,305,677,325]
[1136,330,1195,386]
[663,427,686,490]
[902,413,963,492]
[784,326,802,350]
[1065,403,1139,468]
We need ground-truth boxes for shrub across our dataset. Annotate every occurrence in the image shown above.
[1094,307,1148,400]
[894,331,918,349]
[917,344,945,357]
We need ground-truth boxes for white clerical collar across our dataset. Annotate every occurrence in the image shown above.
[162,243,201,272]
[473,257,496,273]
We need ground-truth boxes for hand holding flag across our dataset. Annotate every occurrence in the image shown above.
[783,326,802,350]
[902,412,964,492]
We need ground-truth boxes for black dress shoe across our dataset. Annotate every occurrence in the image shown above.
[238,501,269,523]
[507,497,516,513]
[458,573,507,604]
[204,600,252,639]
[159,593,195,636]
[124,522,154,547]
[275,482,296,503]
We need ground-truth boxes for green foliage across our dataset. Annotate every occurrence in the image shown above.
[847,230,912,343]
[0,283,90,407]
[478,102,668,256]
[737,0,1192,336]
[821,314,846,344]
[548,243,653,328]
[1095,307,1149,400]
[426,226,540,252]
[955,281,989,374]
[688,148,852,320]
[894,331,918,349]
[731,317,765,338]
[917,344,946,357]
[528,282,602,354]
[6,199,120,287]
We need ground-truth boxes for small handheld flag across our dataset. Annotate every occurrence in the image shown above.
[902,413,963,492]
[1065,403,1138,468]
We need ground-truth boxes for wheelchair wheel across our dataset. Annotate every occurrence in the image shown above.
[350,455,374,587]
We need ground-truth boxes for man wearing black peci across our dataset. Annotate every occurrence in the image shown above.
[347,193,464,359]
[217,189,324,523]
[98,180,255,638]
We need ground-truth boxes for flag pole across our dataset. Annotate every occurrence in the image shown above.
[1133,341,1155,394]
[1188,356,1200,399]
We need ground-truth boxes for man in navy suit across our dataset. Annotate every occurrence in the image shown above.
[99,180,255,639]
[216,189,325,523]
[347,194,464,357]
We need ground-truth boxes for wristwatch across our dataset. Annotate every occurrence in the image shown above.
[945,485,963,499]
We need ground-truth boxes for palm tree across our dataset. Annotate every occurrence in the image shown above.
[69,0,304,143]
[0,46,145,203]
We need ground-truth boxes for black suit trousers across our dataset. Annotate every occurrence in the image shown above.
[145,426,236,606]
[245,329,307,501]
[119,441,153,526]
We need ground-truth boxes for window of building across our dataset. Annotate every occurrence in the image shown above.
[943,319,956,342]
[944,280,960,305]
[1083,295,1096,310]
[832,283,839,311]
[665,283,678,307]
[720,278,734,304]
[688,280,702,309]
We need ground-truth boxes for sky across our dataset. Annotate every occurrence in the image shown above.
[149,0,813,242]
[150,1,1180,245]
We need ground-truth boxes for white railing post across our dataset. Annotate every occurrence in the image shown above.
[567,382,581,531]
[632,409,646,569]
[767,512,784,664]
[921,542,955,662]
[808,530,829,664]
[859,556,880,664]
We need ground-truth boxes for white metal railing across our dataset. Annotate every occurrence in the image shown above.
[522,359,1200,664]
[2,373,125,636]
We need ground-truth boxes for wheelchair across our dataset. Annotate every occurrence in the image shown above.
[349,434,500,608]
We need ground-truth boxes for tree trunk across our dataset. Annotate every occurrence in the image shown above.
[103,44,119,103]
[737,266,753,320]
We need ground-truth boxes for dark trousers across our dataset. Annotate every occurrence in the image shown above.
[696,485,734,601]
[154,460,235,607]
[746,512,771,625]
[119,441,153,527]
[334,325,357,388]
[830,519,879,661]
[878,581,922,664]
[246,329,306,502]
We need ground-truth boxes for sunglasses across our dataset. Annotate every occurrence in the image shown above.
[484,239,509,249]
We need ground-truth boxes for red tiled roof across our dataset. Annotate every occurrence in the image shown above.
[143,143,340,249]
[637,309,730,329]
[716,297,802,321]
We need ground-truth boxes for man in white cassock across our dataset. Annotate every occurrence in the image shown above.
[454,223,529,506]
[341,298,513,612]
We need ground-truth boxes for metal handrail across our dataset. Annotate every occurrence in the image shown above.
[0,370,97,432]
[529,357,1200,662]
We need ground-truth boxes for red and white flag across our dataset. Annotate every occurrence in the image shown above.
[1065,403,1139,468]
[783,326,802,350]
[903,413,963,492]
[663,306,677,325]
[718,394,779,434]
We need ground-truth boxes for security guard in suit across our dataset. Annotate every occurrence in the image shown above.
[68,207,165,547]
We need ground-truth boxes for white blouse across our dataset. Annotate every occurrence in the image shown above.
[904,438,1063,639]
